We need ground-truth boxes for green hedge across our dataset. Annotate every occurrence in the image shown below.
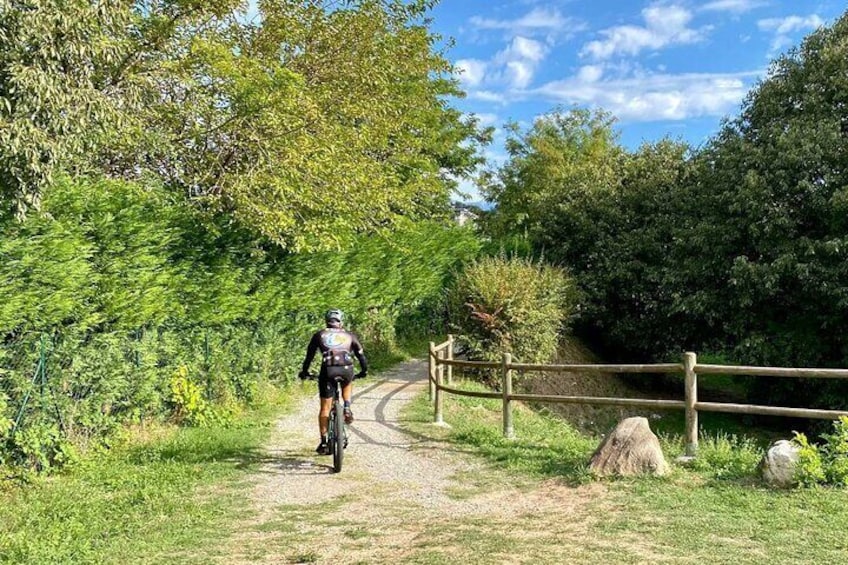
[0,176,480,470]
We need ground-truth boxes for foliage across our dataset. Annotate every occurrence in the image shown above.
[482,107,625,244]
[688,433,763,481]
[447,255,575,371]
[0,175,481,470]
[0,0,488,247]
[0,0,132,217]
[793,432,827,488]
[170,365,214,427]
[482,109,691,361]
[793,417,848,487]
[482,13,848,416]
[0,392,11,439]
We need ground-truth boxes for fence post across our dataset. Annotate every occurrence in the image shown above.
[684,351,698,456]
[435,349,444,424]
[428,341,436,402]
[502,352,514,439]
[446,334,454,385]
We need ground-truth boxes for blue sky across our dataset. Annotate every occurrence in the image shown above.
[426,1,845,200]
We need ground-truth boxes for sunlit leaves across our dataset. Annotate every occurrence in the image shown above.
[1,0,486,249]
[0,0,133,216]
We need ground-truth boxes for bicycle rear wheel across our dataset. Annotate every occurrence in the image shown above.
[332,400,344,473]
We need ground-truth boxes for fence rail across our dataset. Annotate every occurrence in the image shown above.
[428,336,848,457]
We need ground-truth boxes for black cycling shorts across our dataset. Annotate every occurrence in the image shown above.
[318,374,353,399]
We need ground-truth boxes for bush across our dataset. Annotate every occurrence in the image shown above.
[0,176,482,471]
[793,417,848,487]
[448,255,576,376]
[691,433,763,481]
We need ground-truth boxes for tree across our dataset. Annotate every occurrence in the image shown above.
[482,108,691,360]
[689,11,848,364]
[483,107,624,245]
[0,0,133,217]
[677,11,848,407]
[1,0,488,249]
[98,0,488,249]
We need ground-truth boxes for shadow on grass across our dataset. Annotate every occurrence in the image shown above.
[123,428,348,476]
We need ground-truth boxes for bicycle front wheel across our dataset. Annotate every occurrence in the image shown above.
[332,400,344,473]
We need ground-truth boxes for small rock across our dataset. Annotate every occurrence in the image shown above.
[760,439,799,488]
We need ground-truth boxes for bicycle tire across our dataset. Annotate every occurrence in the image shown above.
[332,400,344,473]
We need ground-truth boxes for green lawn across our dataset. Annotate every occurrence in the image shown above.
[0,395,292,565]
[404,380,848,564]
[0,338,422,565]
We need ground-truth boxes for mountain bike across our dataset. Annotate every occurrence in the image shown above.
[304,372,361,473]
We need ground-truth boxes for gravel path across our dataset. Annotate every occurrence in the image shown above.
[221,359,605,564]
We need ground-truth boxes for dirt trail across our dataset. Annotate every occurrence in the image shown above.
[221,359,607,565]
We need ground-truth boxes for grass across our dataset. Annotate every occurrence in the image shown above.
[0,330,425,565]
[0,389,298,565]
[405,379,597,483]
[0,337,428,565]
[403,377,848,563]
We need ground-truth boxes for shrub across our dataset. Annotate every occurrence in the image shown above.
[0,392,12,451]
[792,417,848,487]
[691,433,763,481]
[448,255,576,376]
[168,365,233,427]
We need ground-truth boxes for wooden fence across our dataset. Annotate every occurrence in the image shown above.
[428,336,848,457]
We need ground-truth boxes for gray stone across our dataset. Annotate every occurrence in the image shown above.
[589,417,669,476]
[760,439,799,488]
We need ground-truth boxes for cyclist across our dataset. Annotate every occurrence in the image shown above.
[298,309,368,455]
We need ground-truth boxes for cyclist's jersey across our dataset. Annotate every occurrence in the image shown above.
[301,327,367,379]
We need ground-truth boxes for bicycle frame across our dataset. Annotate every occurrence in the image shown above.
[326,376,348,473]
[305,371,356,473]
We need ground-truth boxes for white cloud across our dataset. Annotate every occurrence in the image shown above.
[581,3,708,60]
[577,65,604,83]
[501,36,547,62]
[469,7,584,37]
[700,0,767,14]
[455,59,488,88]
[470,112,501,128]
[495,36,548,88]
[469,90,508,104]
[758,14,825,53]
[458,36,550,91]
[533,69,761,122]
[758,14,824,34]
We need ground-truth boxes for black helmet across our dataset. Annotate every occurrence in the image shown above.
[325,308,344,324]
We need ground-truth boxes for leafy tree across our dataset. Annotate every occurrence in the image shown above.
[483,107,625,244]
[482,108,691,360]
[1,0,487,249]
[97,0,487,249]
[0,0,132,217]
[673,12,848,407]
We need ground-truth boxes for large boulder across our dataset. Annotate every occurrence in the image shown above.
[760,439,799,488]
[589,417,669,476]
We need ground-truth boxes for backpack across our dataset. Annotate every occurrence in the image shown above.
[320,329,355,379]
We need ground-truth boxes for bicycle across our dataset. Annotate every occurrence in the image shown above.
[304,371,362,473]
